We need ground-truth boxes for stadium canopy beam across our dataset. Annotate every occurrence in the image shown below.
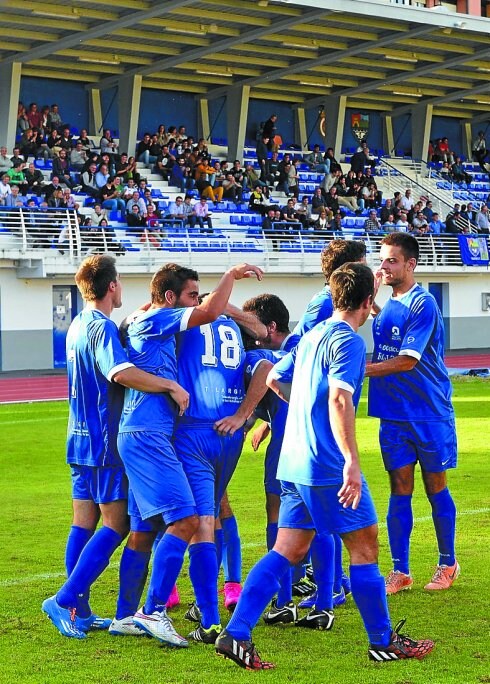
[227,86,250,163]
[388,81,490,119]
[93,7,331,91]
[0,0,196,67]
[204,24,434,102]
[323,96,346,159]
[411,104,433,162]
[118,75,142,158]
[0,62,21,148]
[465,112,490,125]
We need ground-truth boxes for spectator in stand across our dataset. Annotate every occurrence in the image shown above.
[255,136,269,180]
[126,190,147,217]
[77,129,94,154]
[47,188,67,208]
[62,188,77,209]
[476,205,489,233]
[450,157,471,185]
[222,173,243,203]
[24,162,44,196]
[422,200,434,222]
[364,209,381,234]
[287,159,300,199]
[27,103,42,131]
[180,194,197,228]
[170,158,194,194]
[136,133,152,165]
[17,103,29,134]
[0,147,12,175]
[57,127,74,154]
[428,212,444,234]
[0,174,12,205]
[396,210,409,231]
[249,185,268,215]
[325,147,342,174]
[90,204,108,225]
[380,198,394,224]
[473,131,488,172]
[7,161,28,195]
[122,178,138,199]
[311,186,325,215]
[156,124,169,147]
[49,104,63,132]
[46,128,61,158]
[81,162,99,199]
[70,141,87,172]
[100,129,119,159]
[167,195,186,222]
[267,151,280,188]
[400,188,414,212]
[19,128,41,159]
[194,157,223,204]
[95,163,110,190]
[382,214,396,233]
[313,208,331,233]
[336,176,359,212]
[304,144,329,174]
[294,195,314,229]
[231,160,247,191]
[262,114,278,151]
[156,145,176,181]
[436,137,455,165]
[10,147,25,167]
[445,209,461,234]
[100,177,126,213]
[114,153,138,184]
[412,211,429,233]
[194,196,213,232]
[320,168,342,195]
[244,164,268,193]
[52,149,75,189]
[350,146,372,174]
[324,186,341,221]
[282,198,301,225]
[276,161,290,196]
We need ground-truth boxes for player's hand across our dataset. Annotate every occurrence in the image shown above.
[169,382,190,416]
[251,422,270,451]
[374,270,383,297]
[338,462,362,509]
[214,413,245,436]
[229,263,264,281]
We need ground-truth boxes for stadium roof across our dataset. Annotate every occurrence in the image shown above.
[1,0,489,120]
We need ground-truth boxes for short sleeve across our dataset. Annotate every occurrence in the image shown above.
[269,346,297,384]
[89,319,132,381]
[328,332,365,394]
[399,296,437,361]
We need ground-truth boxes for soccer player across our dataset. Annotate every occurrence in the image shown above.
[366,233,459,593]
[215,263,434,669]
[117,262,263,648]
[42,255,189,639]
[174,302,266,644]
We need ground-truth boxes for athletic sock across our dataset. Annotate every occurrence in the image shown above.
[221,515,241,583]
[143,533,187,614]
[292,561,305,584]
[276,567,292,608]
[152,530,163,556]
[333,533,343,594]
[214,528,224,569]
[57,526,122,610]
[227,550,291,641]
[350,563,392,647]
[266,522,278,551]
[311,533,334,611]
[64,526,94,618]
[428,488,456,566]
[189,542,220,628]
[387,494,413,575]
[116,547,151,620]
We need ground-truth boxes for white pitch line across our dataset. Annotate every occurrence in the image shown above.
[2,507,487,586]
[0,416,66,426]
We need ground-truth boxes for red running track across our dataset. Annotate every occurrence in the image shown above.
[0,352,489,404]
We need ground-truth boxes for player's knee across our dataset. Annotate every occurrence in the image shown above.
[265,493,280,523]
[126,531,156,553]
[421,470,447,496]
[389,468,415,495]
[171,514,199,541]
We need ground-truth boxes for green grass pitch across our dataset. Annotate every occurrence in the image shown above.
[0,377,489,684]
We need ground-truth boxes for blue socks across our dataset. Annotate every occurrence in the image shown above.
[144,533,187,614]
[215,528,224,569]
[387,494,413,575]
[429,488,456,566]
[189,542,220,628]
[350,563,392,647]
[222,516,241,583]
[311,534,334,611]
[57,526,122,610]
[227,550,291,641]
[276,567,292,608]
[333,534,343,594]
[64,526,94,618]
[116,547,151,620]
[266,522,278,551]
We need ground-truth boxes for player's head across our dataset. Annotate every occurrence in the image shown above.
[320,239,367,281]
[379,232,418,289]
[242,293,290,349]
[330,262,374,323]
[75,255,121,307]
[150,263,199,307]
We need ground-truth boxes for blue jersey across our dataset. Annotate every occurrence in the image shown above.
[176,316,246,422]
[368,284,453,421]
[293,285,333,336]
[119,306,194,434]
[273,319,366,487]
[66,309,133,467]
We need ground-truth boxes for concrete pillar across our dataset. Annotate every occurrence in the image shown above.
[88,88,102,136]
[322,96,346,158]
[294,107,308,151]
[461,121,473,160]
[456,0,481,16]
[383,115,395,156]
[117,75,142,157]
[0,62,21,150]
[411,103,433,162]
[226,85,250,162]
[198,98,210,142]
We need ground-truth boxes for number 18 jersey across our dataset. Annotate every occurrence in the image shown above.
[176,315,246,422]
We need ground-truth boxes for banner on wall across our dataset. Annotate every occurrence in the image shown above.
[351,113,369,144]
[458,235,490,266]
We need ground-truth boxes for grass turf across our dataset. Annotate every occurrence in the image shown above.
[0,377,489,684]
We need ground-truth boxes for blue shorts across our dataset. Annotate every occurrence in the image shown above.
[117,431,197,524]
[70,464,128,504]
[128,489,166,533]
[278,476,378,536]
[379,419,457,473]
[173,422,243,517]
[264,433,282,497]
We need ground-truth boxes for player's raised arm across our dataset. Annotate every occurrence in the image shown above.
[188,263,263,328]
[224,302,268,340]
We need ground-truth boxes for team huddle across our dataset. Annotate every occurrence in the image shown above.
[42,232,458,669]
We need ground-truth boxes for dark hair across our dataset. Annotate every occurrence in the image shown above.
[330,262,374,312]
[75,255,117,301]
[150,263,199,304]
[381,232,419,262]
[320,239,366,280]
[242,293,289,333]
